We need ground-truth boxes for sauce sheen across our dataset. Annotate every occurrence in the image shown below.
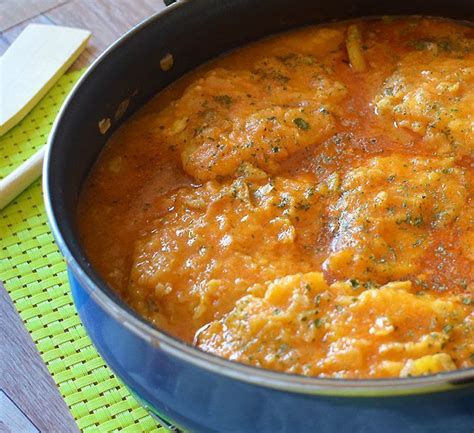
[78,18,474,378]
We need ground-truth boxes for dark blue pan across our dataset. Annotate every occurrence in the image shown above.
[44,1,474,431]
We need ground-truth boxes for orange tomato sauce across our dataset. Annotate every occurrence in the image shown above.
[78,18,474,378]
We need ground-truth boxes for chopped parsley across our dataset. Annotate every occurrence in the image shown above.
[411,39,432,51]
[294,202,311,211]
[276,195,290,209]
[412,216,424,227]
[363,281,378,290]
[214,95,233,106]
[294,118,310,130]
[350,279,360,288]
[313,318,323,328]
[442,324,454,334]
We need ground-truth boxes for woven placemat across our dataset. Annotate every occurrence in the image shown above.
[0,70,166,433]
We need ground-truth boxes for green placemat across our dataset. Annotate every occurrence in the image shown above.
[0,71,165,433]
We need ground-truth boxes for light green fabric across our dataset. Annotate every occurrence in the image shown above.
[0,70,165,432]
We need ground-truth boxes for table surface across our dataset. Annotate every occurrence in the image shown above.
[0,1,167,431]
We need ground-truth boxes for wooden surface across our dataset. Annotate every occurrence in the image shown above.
[0,1,167,431]
[0,0,167,69]
[0,0,67,32]
[0,288,79,433]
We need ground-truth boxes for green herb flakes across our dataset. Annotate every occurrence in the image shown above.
[294,118,310,130]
